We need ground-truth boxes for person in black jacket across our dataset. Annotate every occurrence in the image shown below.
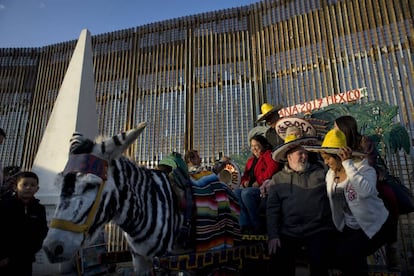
[266,134,335,276]
[0,171,48,276]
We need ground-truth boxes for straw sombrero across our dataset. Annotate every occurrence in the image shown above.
[304,129,366,156]
[272,134,320,162]
[256,103,283,123]
[247,126,269,142]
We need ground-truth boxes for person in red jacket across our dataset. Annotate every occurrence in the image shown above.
[234,134,280,234]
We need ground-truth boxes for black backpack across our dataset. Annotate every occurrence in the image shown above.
[377,173,414,215]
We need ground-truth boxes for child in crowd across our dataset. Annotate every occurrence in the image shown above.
[0,171,48,276]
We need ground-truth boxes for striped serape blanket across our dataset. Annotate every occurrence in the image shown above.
[190,173,241,252]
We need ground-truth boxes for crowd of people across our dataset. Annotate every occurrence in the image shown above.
[228,104,400,275]
[247,104,399,275]
[0,101,404,275]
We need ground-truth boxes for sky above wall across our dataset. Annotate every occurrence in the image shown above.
[0,0,259,48]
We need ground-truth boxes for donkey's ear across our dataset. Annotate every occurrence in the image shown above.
[95,122,147,160]
[69,132,95,154]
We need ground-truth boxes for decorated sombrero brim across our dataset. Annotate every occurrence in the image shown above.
[275,117,317,139]
[217,161,241,190]
[304,146,366,157]
[272,136,320,162]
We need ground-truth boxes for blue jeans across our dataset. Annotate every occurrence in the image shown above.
[234,187,261,229]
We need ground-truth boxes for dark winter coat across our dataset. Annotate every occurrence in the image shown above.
[0,195,48,271]
[266,163,334,239]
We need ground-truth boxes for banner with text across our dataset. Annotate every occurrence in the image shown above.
[279,87,367,118]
